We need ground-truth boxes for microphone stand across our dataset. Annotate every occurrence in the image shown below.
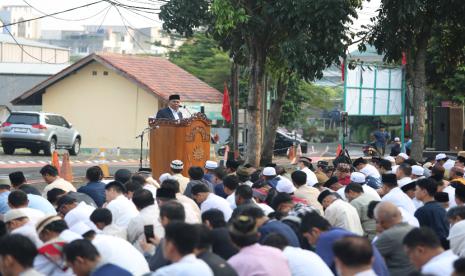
[136,126,159,170]
[183,105,193,117]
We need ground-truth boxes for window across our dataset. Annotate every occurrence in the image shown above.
[78,46,88,53]
[7,114,39,125]
[92,71,97,76]
[103,71,109,76]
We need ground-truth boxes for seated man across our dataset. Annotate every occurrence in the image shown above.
[403,227,458,275]
[333,236,376,276]
[40,165,76,197]
[8,171,40,196]
[150,222,213,276]
[192,184,232,221]
[0,234,43,276]
[63,239,131,276]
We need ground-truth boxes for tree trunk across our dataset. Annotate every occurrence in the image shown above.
[245,45,266,167]
[260,77,289,165]
[411,36,429,161]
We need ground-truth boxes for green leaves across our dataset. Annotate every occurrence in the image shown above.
[210,0,249,35]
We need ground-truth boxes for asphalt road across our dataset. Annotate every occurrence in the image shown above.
[0,143,365,185]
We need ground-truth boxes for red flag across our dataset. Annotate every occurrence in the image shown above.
[222,82,232,122]
[336,144,342,156]
[341,61,345,82]
[402,52,407,65]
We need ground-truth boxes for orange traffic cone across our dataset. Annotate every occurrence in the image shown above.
[60,152,73,183]
[288,145,295,161]
[51,150,61,175]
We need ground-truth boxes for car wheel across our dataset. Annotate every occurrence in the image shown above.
[44,138,57,156]
[69,138,80,156]
[2,144,15,155]
[30,148,40,155]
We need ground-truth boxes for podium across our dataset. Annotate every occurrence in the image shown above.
[148,113,211,178]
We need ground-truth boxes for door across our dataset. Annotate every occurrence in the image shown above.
[47,115,66,146]
[57,116,74,146]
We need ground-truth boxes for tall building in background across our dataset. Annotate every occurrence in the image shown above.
[0,4,41,39]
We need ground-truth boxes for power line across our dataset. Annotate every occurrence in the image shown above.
[22,0,111,22]
[113,5,150,54]
[0,0,105,29]
[117,3,162,23]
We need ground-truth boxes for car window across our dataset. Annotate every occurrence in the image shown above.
[45,115,61,126]
[7,114,39,125]
[57,116,69,128]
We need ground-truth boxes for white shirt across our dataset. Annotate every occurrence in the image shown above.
[398,207,419,227]
[200,193,233,221]
[92,234,150,275]
[444,185,456,208]
[170,107,180,120]
[360,164,381,178]
[337,185,381,202]
[12,221,43,247]
[282,246,332,276]
[226,192,236,209]
[143,184,158,198]
[42,178,76,197]
[106,195,139,228]
[382,187,416,215]
[127,204,164,253]
[152,254,213,276]
[324,199,364,235]
[398,177,413,187]
[355,269,377,276]
[64,202,95,228]
[301,167,318,186]
[18,207,45,225]
[444,159,456,171]
[258,203,274,216]
[176,194,201,224]
[102,224,127,240]
[421,250,458,276]
[413,197,424,209]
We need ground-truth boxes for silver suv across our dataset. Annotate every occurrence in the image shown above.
[0,112,81,156]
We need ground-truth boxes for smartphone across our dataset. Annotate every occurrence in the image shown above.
[144,225,155,243]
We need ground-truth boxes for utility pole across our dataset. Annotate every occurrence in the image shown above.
[232,63,239,159]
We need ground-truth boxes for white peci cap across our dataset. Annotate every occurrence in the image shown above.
[159,173,173,184]
[170,160,184,170]
[276,178,296,194]
[350,172,366,184]
[435,153,447,161]
[397,153,409,160]
[205,160,218,170]
[262,167,276,176]
[411,165,424,176]
[394,137,400,142]
[3,209,27,223]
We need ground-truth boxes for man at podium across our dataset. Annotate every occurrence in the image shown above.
[155,94,183,120]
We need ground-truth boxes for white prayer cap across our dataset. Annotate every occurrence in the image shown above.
[384,156,396,164]
[435,153,447,161]
[4,209,27,223]
[262,167,276,176]
[170,160,184,170]
[205,160,218,170]
[397,153,409,160]
[159,173,173,184]
[411,165,424,176]
[350,172,366,184]
[394,137,400,142]
[276,178,296,194]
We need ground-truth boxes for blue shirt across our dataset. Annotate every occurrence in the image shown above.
[259,220,300,247]
[0,191,10,214]
[91,263,131,276]
[373,130,389,146]
[414,201,450,249]
[27,194,57,215]
[316,228,389,276]
[214,183,228,198]
[78,181,106,207]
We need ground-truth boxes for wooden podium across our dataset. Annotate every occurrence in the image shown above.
[148,113,211,178]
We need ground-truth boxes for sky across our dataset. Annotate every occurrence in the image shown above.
[1,0,381,31]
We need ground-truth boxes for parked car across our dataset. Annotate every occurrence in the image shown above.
[0,112,81,156]
[217,129,308,156]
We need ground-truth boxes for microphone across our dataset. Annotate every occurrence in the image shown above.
[182,105,193,117]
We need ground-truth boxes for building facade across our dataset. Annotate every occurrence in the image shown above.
[0,5,41,39]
